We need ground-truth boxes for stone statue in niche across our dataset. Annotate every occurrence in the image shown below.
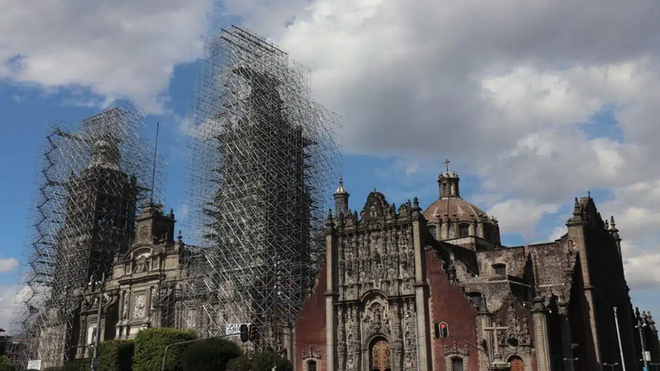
[122,298,129,319]
[135,255,150,273]
[370,204,378,219]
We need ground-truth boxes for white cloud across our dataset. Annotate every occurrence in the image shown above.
[0,255,18,273]
[0,284,19,331]
[548,226,567,241]
[487,199,558,235]
[0,0,217,112]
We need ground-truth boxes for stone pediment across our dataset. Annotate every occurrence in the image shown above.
[122,244,156,261]
[360,191,393,227]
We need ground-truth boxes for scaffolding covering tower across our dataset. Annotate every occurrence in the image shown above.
[182,25,341,349]
[13,105,162,368]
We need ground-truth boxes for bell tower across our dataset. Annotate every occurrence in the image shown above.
[438,159,460,198]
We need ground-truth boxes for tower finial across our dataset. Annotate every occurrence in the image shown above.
[444,159,450,173]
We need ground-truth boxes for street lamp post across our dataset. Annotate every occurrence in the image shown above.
[613,307,628,371]
[635,309,649,371]
[564,357,579,371]
[603,362,620,371]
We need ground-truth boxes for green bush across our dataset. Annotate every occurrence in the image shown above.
[226,352,292,371]
[0,355,17,371]
[62,358,90,371]
[180,337,242,371]
[100,340,134,371]
[42,367,63,371]
[133,328,196,371]
[226,355,250,371]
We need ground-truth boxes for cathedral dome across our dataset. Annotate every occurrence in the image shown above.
[423,165,501,246]
[423,196,490,224]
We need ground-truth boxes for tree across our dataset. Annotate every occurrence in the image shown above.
[181,337,242,371]
[133,328,196,371]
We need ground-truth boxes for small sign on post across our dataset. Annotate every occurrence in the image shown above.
[27,360,42,370]
[644,351,652,362]
[226,323,251,336]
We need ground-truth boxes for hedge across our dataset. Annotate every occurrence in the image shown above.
[180,337,242,371]
[62,359,90,371]
[133,328,196,371]
[227,352,292,371]
[99,340,134,371]
[0,356,16,371]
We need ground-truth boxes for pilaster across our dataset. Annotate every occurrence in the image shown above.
[325,212,337,371]
[532,297,551,371]
[477,309,491,371]
[411,198,431,371]
[566,199,601,367]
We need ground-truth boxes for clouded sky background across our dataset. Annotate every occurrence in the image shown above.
[2,0,660,331]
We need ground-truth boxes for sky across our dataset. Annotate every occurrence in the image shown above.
[2,0,660,331]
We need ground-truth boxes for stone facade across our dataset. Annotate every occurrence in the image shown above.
[74,204,185,358]
[294,170,655,371]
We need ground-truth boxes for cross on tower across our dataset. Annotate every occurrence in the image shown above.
[444,159,451,173]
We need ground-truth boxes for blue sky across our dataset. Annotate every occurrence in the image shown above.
[2,0,660,331]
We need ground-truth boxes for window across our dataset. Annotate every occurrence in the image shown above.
[493,264,506,276]
[452,358,464,371]
[467,292,483,308]
[307,360,317,371]
[458,224,470,238]
[428,225,437,239]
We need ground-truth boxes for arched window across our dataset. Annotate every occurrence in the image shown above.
[458,224,470,237]
[370,338,391,371]
[451,357,464,371]
[307,360,317,371]
[493,264,506,276]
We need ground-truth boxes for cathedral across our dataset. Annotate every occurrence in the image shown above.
[59,166,658,371]
[292,171,659,371]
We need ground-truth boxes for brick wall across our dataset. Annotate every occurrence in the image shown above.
[426,249,481,371]
[295,264,328,371]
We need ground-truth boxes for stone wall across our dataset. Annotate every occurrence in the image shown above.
[294,265,328,371]
[426,248,481,371]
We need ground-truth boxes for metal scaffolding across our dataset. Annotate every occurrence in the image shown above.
[13,105,162,368]
[182,25,341,350]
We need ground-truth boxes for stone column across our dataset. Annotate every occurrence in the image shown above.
[532,296,551,371]
[411,198,430,371]
[476,308,491,371]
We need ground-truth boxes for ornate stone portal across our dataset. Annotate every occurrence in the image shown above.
[331,192,426,371]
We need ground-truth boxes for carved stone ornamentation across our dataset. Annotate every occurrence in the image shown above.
[443,339,469,356]
[499,304,531,346]
[133,294,146,319]
[337,306,346,369]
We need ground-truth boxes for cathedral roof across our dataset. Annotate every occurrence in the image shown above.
[423,196,490,224]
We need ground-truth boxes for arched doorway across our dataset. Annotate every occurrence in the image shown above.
[370,338,391,371]
[509,356,524,371]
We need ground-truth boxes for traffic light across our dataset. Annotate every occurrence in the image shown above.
[240,324,249,342]
[248,324,257,341]
[435,322,449,338]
